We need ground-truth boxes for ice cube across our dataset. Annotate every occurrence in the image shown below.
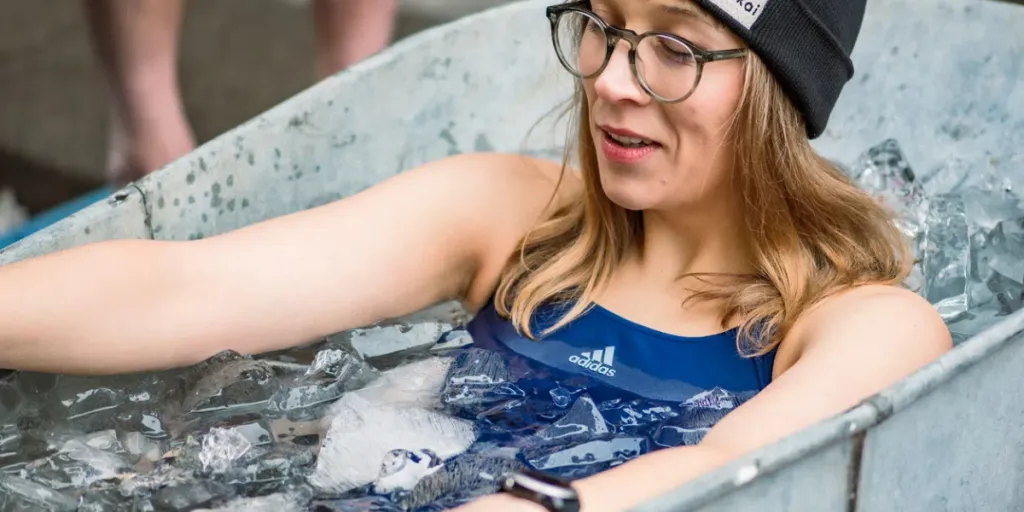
[77,429,122,452]
[527,436,647,477]
[45,378,125,432]
[346,322,452,360]
[117,464,193,496]
[77,488,134,512]
[181,354,280,415]
[199,427,252,474]
[113,407,168,440]
[119,431,164,467]
[440,348,514,408]
[968,215,1024,314]
[849,139,929,241]
[921,195,971,320]
[265,348,379,420]
[921,155,972,196]
[960,184,1022,233]
[193,490,310,512]
[352,356,452,410]
[986,270,1024,316]
[310,393,477,494]
[0,475,77,511]
[149,480,236,511]
[651,425,709,447]
[266,382,350,421]
[22,438,132,490]
[431,329,475,353]
[981,217,1024,283]
[533,395,609,444]
[306,349,376,381]
[220,442,316,496]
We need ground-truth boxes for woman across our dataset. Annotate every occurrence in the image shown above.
[2,0,950,510]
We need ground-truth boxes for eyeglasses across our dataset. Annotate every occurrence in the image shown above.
[546,1,747,103]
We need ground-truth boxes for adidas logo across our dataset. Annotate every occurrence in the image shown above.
[568,347,617,377]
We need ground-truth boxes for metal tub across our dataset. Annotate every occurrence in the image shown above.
[2,0,1022,510]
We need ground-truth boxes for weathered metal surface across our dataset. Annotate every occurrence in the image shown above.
[856,310,1024,512]
[0,187,150,265]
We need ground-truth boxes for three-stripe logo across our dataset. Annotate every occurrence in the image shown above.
[568,346,617,377]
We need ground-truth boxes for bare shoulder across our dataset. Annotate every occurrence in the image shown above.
[777,284,953,375]
[432,151,578,204]
[408,152,580,308]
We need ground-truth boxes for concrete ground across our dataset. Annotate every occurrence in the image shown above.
[0,0,510,224]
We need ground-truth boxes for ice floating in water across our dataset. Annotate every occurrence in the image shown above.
[181,355,280,415]
[345,320,454,360]
[194,491,310,512]
[266,348,379,421]
[354,356,453,410]
[199,427,252,474]
[0,474,78,511]
[396,450,524,510]
[310,390,477,494]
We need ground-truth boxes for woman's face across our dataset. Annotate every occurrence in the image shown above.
[583,0,748,213]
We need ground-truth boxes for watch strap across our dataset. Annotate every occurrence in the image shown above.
[499,469,581,512]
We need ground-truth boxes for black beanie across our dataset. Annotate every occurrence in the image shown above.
[692,0,867,139]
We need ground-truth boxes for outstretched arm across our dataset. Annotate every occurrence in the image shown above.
[460,285,952,511]
[0,153,567,375]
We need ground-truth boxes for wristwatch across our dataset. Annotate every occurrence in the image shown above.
[499,468,581,512]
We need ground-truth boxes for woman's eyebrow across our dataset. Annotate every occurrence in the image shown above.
[656,2,722,29]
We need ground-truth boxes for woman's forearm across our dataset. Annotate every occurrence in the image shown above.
[572,444,731,512]
[0,239,204,374]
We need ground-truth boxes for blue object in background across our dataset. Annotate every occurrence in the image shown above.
[0,187,114,249]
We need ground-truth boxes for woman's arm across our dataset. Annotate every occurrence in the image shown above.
[459,285,953,511]
[0,152,567,375]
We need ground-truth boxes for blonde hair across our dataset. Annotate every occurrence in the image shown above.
[494,51,913,356]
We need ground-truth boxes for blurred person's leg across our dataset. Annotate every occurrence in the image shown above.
[313,0,399,79]
[81,0,195,187]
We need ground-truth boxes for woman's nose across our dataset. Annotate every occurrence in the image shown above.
[592,42,650,105]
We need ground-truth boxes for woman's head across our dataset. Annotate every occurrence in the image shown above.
[564,0,749,212]
[496,0,910,355]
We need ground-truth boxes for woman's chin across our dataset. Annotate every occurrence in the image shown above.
[603,188,656,212]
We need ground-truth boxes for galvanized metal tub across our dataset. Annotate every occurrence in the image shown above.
[2,0,1023,510]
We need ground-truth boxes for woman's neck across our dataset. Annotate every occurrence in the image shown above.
[634,201,755,283]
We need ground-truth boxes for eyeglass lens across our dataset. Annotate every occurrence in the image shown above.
[553,10,700,101]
